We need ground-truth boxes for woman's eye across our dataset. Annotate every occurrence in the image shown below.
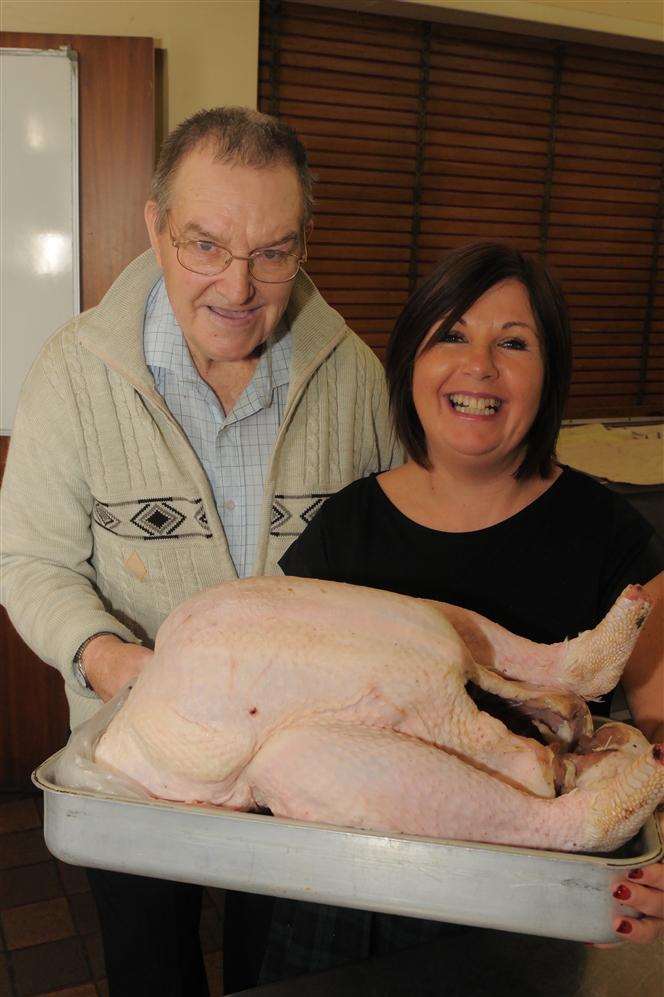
[501,338,527,350]
[438,331,465,344]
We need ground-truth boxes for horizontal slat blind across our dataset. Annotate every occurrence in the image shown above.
[418,27,557,269]
[259,0,664,417]
[550,43,664,414]
[260,2,421,347]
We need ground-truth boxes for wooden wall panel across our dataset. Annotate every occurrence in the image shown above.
[0,32,155,787]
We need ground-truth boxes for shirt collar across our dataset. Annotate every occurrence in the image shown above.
[143,278,200,382]
[238,331,292,415]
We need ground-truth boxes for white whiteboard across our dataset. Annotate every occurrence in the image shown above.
[0,47,79,434]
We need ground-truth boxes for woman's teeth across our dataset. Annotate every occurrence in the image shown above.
[449,394,501,415]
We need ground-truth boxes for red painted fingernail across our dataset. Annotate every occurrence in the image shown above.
[613,885,631,901]
[616,920,632,935]
[627,869,644,880]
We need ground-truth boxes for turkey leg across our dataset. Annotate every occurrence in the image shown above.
[436,585,650,698]
[247,721,664,853]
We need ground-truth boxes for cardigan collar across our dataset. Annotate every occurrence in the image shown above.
[77,249,348,405]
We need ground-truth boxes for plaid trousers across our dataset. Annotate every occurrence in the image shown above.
[259,898,465,984]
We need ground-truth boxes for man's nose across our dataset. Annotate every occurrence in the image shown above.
[212,259,255,305]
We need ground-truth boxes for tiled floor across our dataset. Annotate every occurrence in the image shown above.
[0,792,224,997]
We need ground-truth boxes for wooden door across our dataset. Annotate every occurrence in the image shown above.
[0,32,155,787]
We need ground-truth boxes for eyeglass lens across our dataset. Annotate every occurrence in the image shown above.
[177,243,300,282]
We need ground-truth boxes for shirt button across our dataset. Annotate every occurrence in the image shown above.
[225,499,236,511]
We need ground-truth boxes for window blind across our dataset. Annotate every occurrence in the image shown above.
[259,0,663,417]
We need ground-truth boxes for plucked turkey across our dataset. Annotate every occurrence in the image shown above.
[95,577,664,853]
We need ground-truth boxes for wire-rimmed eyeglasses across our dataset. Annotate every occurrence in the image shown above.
[167,213,307,284]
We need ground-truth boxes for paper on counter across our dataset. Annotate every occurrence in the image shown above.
[557,423,664,486]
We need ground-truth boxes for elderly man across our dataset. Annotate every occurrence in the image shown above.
[1,107,398,996]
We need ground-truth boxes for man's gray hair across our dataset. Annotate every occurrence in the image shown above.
[150,106,314,229]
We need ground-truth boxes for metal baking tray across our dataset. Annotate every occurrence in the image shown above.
[33,749,662,944]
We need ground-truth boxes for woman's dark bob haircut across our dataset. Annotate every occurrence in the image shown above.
[385,241,572,480]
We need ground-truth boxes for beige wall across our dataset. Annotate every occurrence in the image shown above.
[1,0,260,132]
[2,0,660,135]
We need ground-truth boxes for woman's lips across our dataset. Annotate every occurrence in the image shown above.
[447,393,503,416]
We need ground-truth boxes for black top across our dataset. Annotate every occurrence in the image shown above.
[279,466,662,646]
[266,469,662,981]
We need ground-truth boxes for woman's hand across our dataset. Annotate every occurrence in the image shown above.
[610,813,664,943]
[616,571,664,943]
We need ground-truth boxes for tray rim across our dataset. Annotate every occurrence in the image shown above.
[33,747,664,870]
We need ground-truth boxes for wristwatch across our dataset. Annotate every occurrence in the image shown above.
[72,632,117,689]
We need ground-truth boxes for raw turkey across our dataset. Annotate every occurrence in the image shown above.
[95,577,664,853]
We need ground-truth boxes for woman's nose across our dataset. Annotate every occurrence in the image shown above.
[463,345,498,379]
[212,259,255,305]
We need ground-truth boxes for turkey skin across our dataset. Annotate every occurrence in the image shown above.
[95,577,664,853]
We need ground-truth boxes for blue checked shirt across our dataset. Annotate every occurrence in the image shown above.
[143,278,292,578]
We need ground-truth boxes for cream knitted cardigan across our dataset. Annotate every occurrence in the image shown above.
[1,251,399,727]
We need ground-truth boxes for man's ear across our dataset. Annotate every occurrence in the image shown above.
[303,219,314,258]
[144,201,163,267]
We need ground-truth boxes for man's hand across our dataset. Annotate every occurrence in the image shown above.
[81,635,153,702]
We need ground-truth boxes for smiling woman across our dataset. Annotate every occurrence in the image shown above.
[379,242,573,533]
[266,241,664,980]
[412,279,545,474]
[387,242,571,487]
